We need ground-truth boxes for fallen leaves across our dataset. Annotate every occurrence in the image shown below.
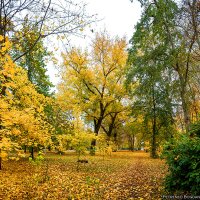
[0,151,167,199]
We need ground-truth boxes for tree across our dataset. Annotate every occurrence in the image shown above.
[127,21,176,157]
[0,0,95,164]
[0,37,53,169]
[0,35,14,170]
[57,32,128,154]
[129,0,200,131]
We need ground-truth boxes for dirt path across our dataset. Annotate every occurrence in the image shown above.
[101,153,167,200]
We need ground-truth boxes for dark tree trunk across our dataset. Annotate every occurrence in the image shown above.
[101,113,118,143]
[30,146,34,160]
[107,113,117,138]
[90,139,96,155]
[151,117,157,158]
[180,78,191,132]
[24,145,27,153]
[151,87,158,158]
[90,118,103,155]
[113,131,117,143]
[129,134,135,151]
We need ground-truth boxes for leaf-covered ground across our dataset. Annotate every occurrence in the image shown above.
[0,151,167,200]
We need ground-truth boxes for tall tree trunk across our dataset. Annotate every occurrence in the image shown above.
[179,75,191,132]
[151,116,157,158]
[151,87,158,158]
[129,134,135,151]
[90,118,103,155]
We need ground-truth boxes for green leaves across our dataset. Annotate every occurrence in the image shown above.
[126,0,200,156]
[162,132,200,195]
[13,20,54,97]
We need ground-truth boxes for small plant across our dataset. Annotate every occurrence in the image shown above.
[70,131,95,170]
[29,150,44,165]
[85,176,100,186]
[29,151,50,184]
[97,134,114,160]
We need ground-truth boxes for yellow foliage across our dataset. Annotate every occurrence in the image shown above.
[0,151,8,158]
[0,36,53,160]
[57,32,129,134]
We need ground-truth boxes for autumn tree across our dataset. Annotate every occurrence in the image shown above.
[57,32,128,154]
[0,37,53,169]
[0,0,95,164]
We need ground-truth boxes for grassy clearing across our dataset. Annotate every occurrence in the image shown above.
[0,151,167,200]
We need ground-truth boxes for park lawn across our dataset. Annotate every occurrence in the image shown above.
[0,151,167,200]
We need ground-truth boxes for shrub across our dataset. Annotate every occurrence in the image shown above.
[190,121,200,138]
[162,125,200,195]
[71,131,95,160]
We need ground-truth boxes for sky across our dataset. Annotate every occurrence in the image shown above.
[86,0,142,40]
[47,0,142,87]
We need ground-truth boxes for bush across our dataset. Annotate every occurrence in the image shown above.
[71,131,95,160]
[162,126,200,195]
[190,121,200,138]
